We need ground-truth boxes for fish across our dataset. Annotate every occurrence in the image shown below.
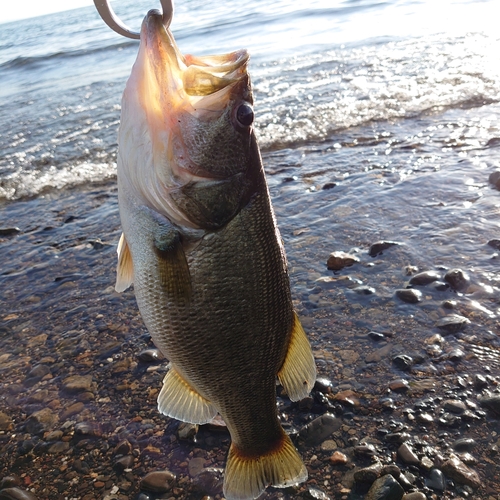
[115,9,316,500]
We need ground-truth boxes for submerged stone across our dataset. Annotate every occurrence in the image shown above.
[298,413,342,447]
[409,271,441,286]
[365,474,404,500]
[140,470,176,493]
[435,315,470,334]
[369,241,401,257]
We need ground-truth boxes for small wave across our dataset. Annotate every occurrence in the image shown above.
[254,33,500,150]
[0,162,117,201]
[0,40,137,71]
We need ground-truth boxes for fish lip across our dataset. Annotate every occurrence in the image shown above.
[141,10,250,104]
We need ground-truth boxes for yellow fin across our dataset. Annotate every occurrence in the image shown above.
[115,233,134,292]
[158,366,217,424]
[224,431,307,500]
[278,311,316,401]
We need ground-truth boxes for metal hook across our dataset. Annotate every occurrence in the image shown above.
[93,0,174,39]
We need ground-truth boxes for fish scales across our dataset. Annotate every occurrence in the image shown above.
[115,10,316,499]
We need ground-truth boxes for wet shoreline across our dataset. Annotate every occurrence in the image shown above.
[1,143,500,498]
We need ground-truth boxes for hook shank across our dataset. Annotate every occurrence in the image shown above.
[93,0,174,39]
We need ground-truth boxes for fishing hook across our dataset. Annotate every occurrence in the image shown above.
[93,0,174,39]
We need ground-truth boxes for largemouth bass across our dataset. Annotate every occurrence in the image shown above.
[115,10,316,500]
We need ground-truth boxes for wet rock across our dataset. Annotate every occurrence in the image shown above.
[447,348,465,362]
[397,443,419,466]
[0,227,21,237]
[59,402,85,420]
[73,459,90,474]
[353,285,376,295]
[47,441,70,454]
[114,439,132,456]
[416,412,434,425]
[298,413,341,447]
[409,271,441,286]
[389,379,410,392]
[354,443,376,458]
[329,451,348,465]
[441,457,480,489]
[320,439,337,451]
[425,468,446,492]
[392,355,414,371]
[305,486,331,499]
[443,400,466,414]
[314,377,333,394]
[395,289,422,304]
[27,334,47,348]
[192,468,224,496]
[441,299,456,309]
[364,474,404,500]
[45,430,63,441]
[113,455,134,474]
[188,457,206,478]
[322,182,336,190]
[402,493,426,500]
[62,374,93,393]
[25,364,50,381]
[443,268,470,291]
[137,349,164,362]
[111,357,133,374]
[140,470,176,493]
[453,438,476,452]
[385,432,411,444]
[354,462,382,483]
[432,281,450,291]
[420,456,434,471]
[479,395,500,415]
[74,421,101,437]
[487,239,500,250]
[369,241,401,257]
[473,374,488,389]
[24,408,57,435]
[380,465,401,480]
[0,488,37,500]
[327,251,360,271]
[435,315,470,334]
[177,422,198,440]
[333,390,359,407]
[0,412,13,431]
[0,478,20,490]
[488,171,500,188]
[369,331,386,341]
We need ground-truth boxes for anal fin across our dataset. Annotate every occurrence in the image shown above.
[158,366,217,424]
[224,430,307,500]
[115,233,134,292]
[278,311,316,401]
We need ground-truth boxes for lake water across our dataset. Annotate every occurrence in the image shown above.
[1,0,500,498]
[1,0,499,200]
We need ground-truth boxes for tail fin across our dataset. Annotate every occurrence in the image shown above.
[223,432,307,500]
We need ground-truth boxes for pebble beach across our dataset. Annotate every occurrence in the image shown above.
[2,0,500,498]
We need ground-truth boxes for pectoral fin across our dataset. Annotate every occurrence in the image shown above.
[158,366,218,424]
[150,212,192,303]
[278,312,316,401]
[115,233,134,292]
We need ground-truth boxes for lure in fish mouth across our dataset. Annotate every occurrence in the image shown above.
[115,9,316,500]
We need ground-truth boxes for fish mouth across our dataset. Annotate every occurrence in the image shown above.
[141,10,250,117]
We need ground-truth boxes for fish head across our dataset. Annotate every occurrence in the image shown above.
[119,10,261,229]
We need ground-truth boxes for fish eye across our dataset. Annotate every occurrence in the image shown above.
[236,103,254,127]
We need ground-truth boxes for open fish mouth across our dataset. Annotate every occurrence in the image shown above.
[140,10,250,116]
